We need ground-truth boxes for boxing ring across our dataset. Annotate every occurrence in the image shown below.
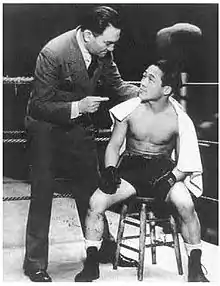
[3,75,218,199]
[3,76,219,282]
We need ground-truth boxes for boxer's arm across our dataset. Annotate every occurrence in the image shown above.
[105,117,128,168]
[99,118,127,194]
[172,134,191,181]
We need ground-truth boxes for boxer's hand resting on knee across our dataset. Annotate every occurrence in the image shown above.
[152,171,177,201]
[99,166,121,194]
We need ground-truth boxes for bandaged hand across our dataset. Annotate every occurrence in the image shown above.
[152,171,177,201]
[99,166,121,194]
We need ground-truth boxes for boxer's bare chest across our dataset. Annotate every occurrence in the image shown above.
[127,104,178,146]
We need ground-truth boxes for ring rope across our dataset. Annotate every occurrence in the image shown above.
[3,76,34,84]
[126,81,218,86]
[3,76,218,86]
[2,193,218,202]
[3,129,218,145]
[3,130,26,135]
[3,136,218,146]
[3,192,75,202]
[181,82,218,86]
[3,138,27,144]
[3,129,218,146]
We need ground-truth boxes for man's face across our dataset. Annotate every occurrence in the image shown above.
[86,24,121,57]
[139,65,165,102]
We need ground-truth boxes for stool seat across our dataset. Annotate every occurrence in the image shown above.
[113,196,183,281]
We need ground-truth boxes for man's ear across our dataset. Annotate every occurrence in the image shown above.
[83,29,94,42]
[163,85,172,96]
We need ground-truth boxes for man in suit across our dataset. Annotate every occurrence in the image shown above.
[23,5,138,282]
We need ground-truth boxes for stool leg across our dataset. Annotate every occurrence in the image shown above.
[170,215,183,275]
[113,203,128,270]
[149,211,156,264]
[138,203,147,281]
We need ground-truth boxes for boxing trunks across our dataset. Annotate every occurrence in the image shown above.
[118,150,176,197]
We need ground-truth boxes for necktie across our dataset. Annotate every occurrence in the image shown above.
[88,55,98,78]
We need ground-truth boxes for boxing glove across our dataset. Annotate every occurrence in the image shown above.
[152,171,177,201]
[99,166,121,194]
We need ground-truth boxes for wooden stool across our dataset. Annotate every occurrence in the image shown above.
[113,196,183,281]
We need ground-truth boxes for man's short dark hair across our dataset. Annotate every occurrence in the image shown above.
[155,59,181,95]
[80,6,121,35]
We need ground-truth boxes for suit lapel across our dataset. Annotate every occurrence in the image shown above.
[68,31,88,80]
[67,29,103,96]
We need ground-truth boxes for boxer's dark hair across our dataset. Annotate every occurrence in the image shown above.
[80,6,121,36]
[155,59,181,95]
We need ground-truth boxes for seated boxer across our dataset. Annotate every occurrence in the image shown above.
[74,60,209,282]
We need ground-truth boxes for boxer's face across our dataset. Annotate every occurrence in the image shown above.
[139,65,165,101]
[84,24,120,57]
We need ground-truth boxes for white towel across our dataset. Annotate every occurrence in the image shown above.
[109,97,141,121]
[109,96,203,197]
[169,97,203,197]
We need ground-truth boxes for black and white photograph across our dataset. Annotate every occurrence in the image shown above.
[2,2,218,283]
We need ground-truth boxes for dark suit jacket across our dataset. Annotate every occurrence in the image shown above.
[25,27,139,183]
[27,27,138,126]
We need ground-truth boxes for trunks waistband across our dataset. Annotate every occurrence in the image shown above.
[121,150,170,160]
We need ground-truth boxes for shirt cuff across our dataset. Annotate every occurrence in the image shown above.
[70,101,81,119]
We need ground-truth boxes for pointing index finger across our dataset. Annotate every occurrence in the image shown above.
[92,97,109,102]
[99,97,109,101]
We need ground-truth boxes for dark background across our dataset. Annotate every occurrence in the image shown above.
[3,3,218,82]
[3,3,219,126]
[3,3,218,243]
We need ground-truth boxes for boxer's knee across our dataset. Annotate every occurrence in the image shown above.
[89,189,111,214]
[168,182,195,218]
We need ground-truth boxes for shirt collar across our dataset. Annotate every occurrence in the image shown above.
[76,28,92,68]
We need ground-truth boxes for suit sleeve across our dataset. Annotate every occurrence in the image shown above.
[101,52,139,101]
[28,48,85,125]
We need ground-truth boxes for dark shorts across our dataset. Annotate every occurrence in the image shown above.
[118,152,176,197]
